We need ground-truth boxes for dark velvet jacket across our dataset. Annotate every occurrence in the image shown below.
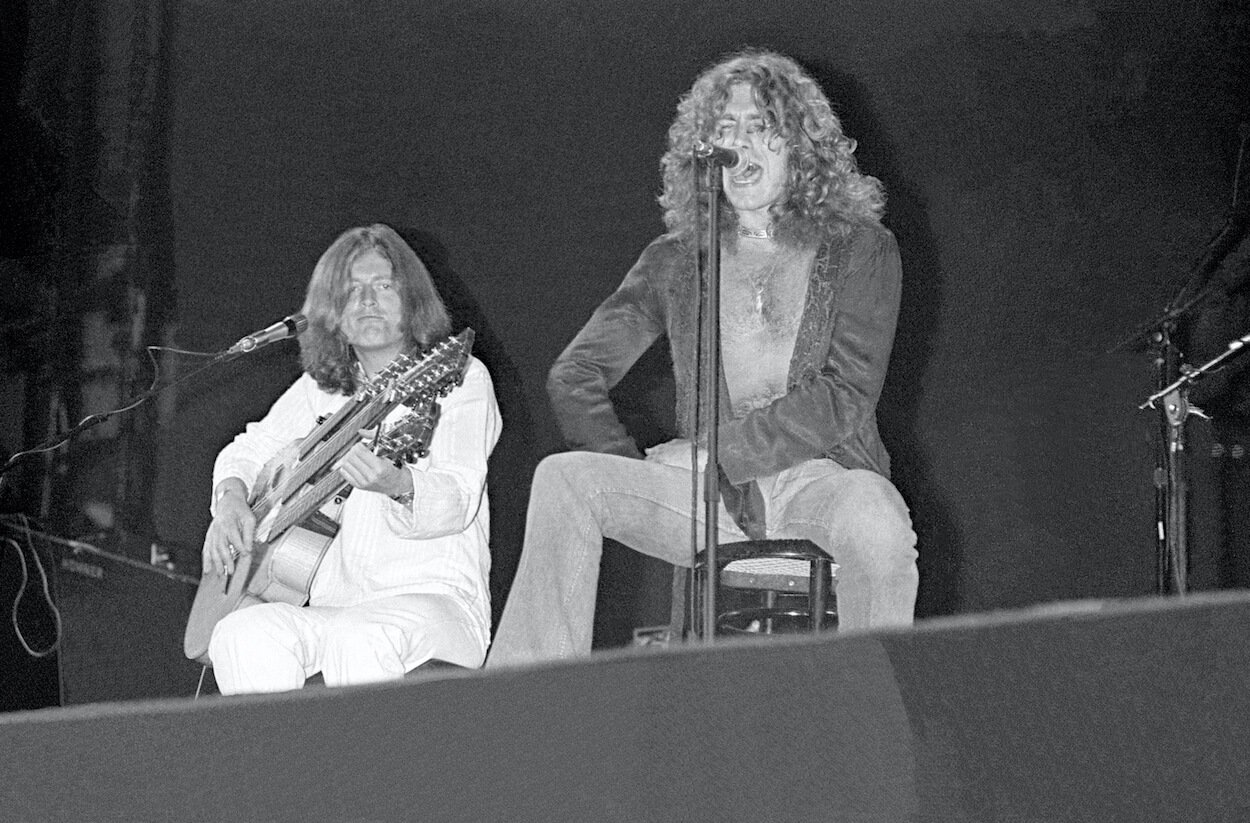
[547,221,902,533]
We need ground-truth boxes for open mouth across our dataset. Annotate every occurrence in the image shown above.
[730,162,762,185]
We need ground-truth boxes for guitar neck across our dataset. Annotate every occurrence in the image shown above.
[296,397,362,462]
[276,385,404,500]
[293,352,417,462]
[270,470,352,537]
[251,330,473,535]
[266,400,444,537]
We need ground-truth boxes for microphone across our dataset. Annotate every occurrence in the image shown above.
[693,141,749,173]
[227,313,308,355]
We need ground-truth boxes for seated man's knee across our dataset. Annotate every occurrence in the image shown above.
[533,450,610,485]
[533,452,574,486]
[208,607,273,661]
[835,471,917,561]
[530,451,591,500]
[530,451,622,513]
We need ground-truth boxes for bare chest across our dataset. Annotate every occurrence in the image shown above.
[719,244,815,414]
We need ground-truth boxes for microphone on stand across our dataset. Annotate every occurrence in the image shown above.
[226,313,308,355]
[693,141,750,174]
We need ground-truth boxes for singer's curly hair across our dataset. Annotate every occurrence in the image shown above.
[659,50,885,245]
[299,224,451,394]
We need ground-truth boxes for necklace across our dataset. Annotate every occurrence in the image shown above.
[737,224,774,240]
[734,256,784,319]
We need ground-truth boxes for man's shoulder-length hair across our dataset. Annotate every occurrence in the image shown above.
[659,49,886,245]
[298,223,452,394]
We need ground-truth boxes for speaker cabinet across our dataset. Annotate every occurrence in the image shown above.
[6,524,206,705]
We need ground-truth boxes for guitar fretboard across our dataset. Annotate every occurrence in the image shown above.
[251,329,472,540]
[269,399,438,536]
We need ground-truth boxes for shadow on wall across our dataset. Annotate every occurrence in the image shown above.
[397,229,681,646]
[806,60,963,619]
[396,227,541,633]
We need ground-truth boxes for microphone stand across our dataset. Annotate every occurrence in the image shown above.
[1141,326,1250,592]
[695,154,723,643]
[0,341,284,486]
[1125,194,1250,595]
[1146,323,1189,594]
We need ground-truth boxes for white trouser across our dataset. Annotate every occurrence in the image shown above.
[208,593,486,695]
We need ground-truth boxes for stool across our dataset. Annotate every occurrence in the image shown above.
[693,539,838,637]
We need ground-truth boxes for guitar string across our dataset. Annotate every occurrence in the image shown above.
[261,349,466,537]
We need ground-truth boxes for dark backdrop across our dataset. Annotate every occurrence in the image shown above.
[145,0,1248,632]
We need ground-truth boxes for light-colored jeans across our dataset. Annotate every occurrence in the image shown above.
[487,447,918,667]
[208,593,486,694]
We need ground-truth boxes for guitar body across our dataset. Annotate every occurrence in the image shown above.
[251,509,339,603]
[183,555,266,666]
[183,506,340,665]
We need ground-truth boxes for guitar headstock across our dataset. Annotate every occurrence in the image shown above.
[356,351,419,400]
[370,328,473,463]
[375,400,442,464]
[385,328,475,408]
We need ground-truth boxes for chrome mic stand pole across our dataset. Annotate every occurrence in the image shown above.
[1150,323,1188,594]
[1128,126,1250,596]
[697,155,722,643]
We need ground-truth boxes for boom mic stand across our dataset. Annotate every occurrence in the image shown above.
[0,323,303,509]
[1126,189,1250,595]
[1140,299,1250,594]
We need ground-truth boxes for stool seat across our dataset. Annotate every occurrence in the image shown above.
[721,556,841,592]
[695,539,838,637]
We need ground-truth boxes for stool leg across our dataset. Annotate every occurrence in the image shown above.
[693,565,704,638]
[811,559,828,632]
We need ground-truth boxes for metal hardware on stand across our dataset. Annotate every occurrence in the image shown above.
[1149,323,1189,594]
[1142,322,1250,593]
[1125,128,1250,595]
